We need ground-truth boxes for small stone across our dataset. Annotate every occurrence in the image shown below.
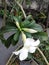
[30,1,39,10]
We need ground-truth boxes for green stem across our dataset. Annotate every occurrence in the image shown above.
[3,0,7,26]
[37,47,49,65]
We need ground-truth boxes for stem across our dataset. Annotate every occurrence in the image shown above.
[9,57,17,65]
[14,0,27,18]
[6,44,23,65]
[37,47,49,65]
[2,0,7,26]
[6,54,14,65]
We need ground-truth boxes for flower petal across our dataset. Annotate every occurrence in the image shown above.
[29,47,36,53]
[13,48,23,55]
[24,38,34,47]
[30,39,40,47]
[19,48,28,61]
[13,51,20,55]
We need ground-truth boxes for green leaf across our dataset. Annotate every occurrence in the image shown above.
[13,30,20,42]
[0,34,6,44]
[13,16,19,22]
[26,15,32,20]
[21,20,35,28]
[0,22,17,34]
[21,19,43,32]
[13,16,22,27]
[6,21,16,28]
[46,46,49,50]
[0,33,19,47]
[28,53,33,59]
[32,32,48,41]
[11,39,18,45]
[30,23,43,32]
[21,20,30,28]
[25,32,32,38]
[4,34,14,48]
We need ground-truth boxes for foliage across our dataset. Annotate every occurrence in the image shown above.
[0,0,49,65]
[0,14,47,48]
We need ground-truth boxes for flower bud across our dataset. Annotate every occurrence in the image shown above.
[16,22,21,31]
[21,32,26,43]
[22,28,37,33]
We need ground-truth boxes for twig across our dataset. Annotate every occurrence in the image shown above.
[37,47,49,65]
[14,0,27,18]
[6,54,14,65]
[9,57,17,65]
[6,44,23,65]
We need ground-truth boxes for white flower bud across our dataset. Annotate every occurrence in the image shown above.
[16,22,21,31]
[22,28,37,33]
[21,32,26,43]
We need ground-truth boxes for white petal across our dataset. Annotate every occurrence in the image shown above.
[29,47,36,53]
[19,48,28,61]
[22,28,37,33]
[24,38,34,47]
[13,50,21,55]
[13,48,23,55]
[30,39,40,47]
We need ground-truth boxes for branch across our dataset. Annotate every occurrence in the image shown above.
[37,47,49,65]
[6,44,23,65]
[14,0,27,18]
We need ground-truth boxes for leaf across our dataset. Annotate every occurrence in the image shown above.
[26,15,32,20]
[4,34,15,48]
[21,19,43,32]
[21,20,35,28]
[0,34,6,44]
[6,21,16,28]
[0,33,19,48]
[32,32,48,41]
[13,16,19,22]
[13,16,22,27]
[46,46,49,50]
[13,30,20,42]
[0,23,17,34]
[30,23,43,32]
[21,20,30,28]
[12,37,19,46]
[25,32,32,38]
[28,53,33,59]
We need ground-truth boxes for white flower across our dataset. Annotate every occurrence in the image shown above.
[13,38,40,61]
[22,28,37,33]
